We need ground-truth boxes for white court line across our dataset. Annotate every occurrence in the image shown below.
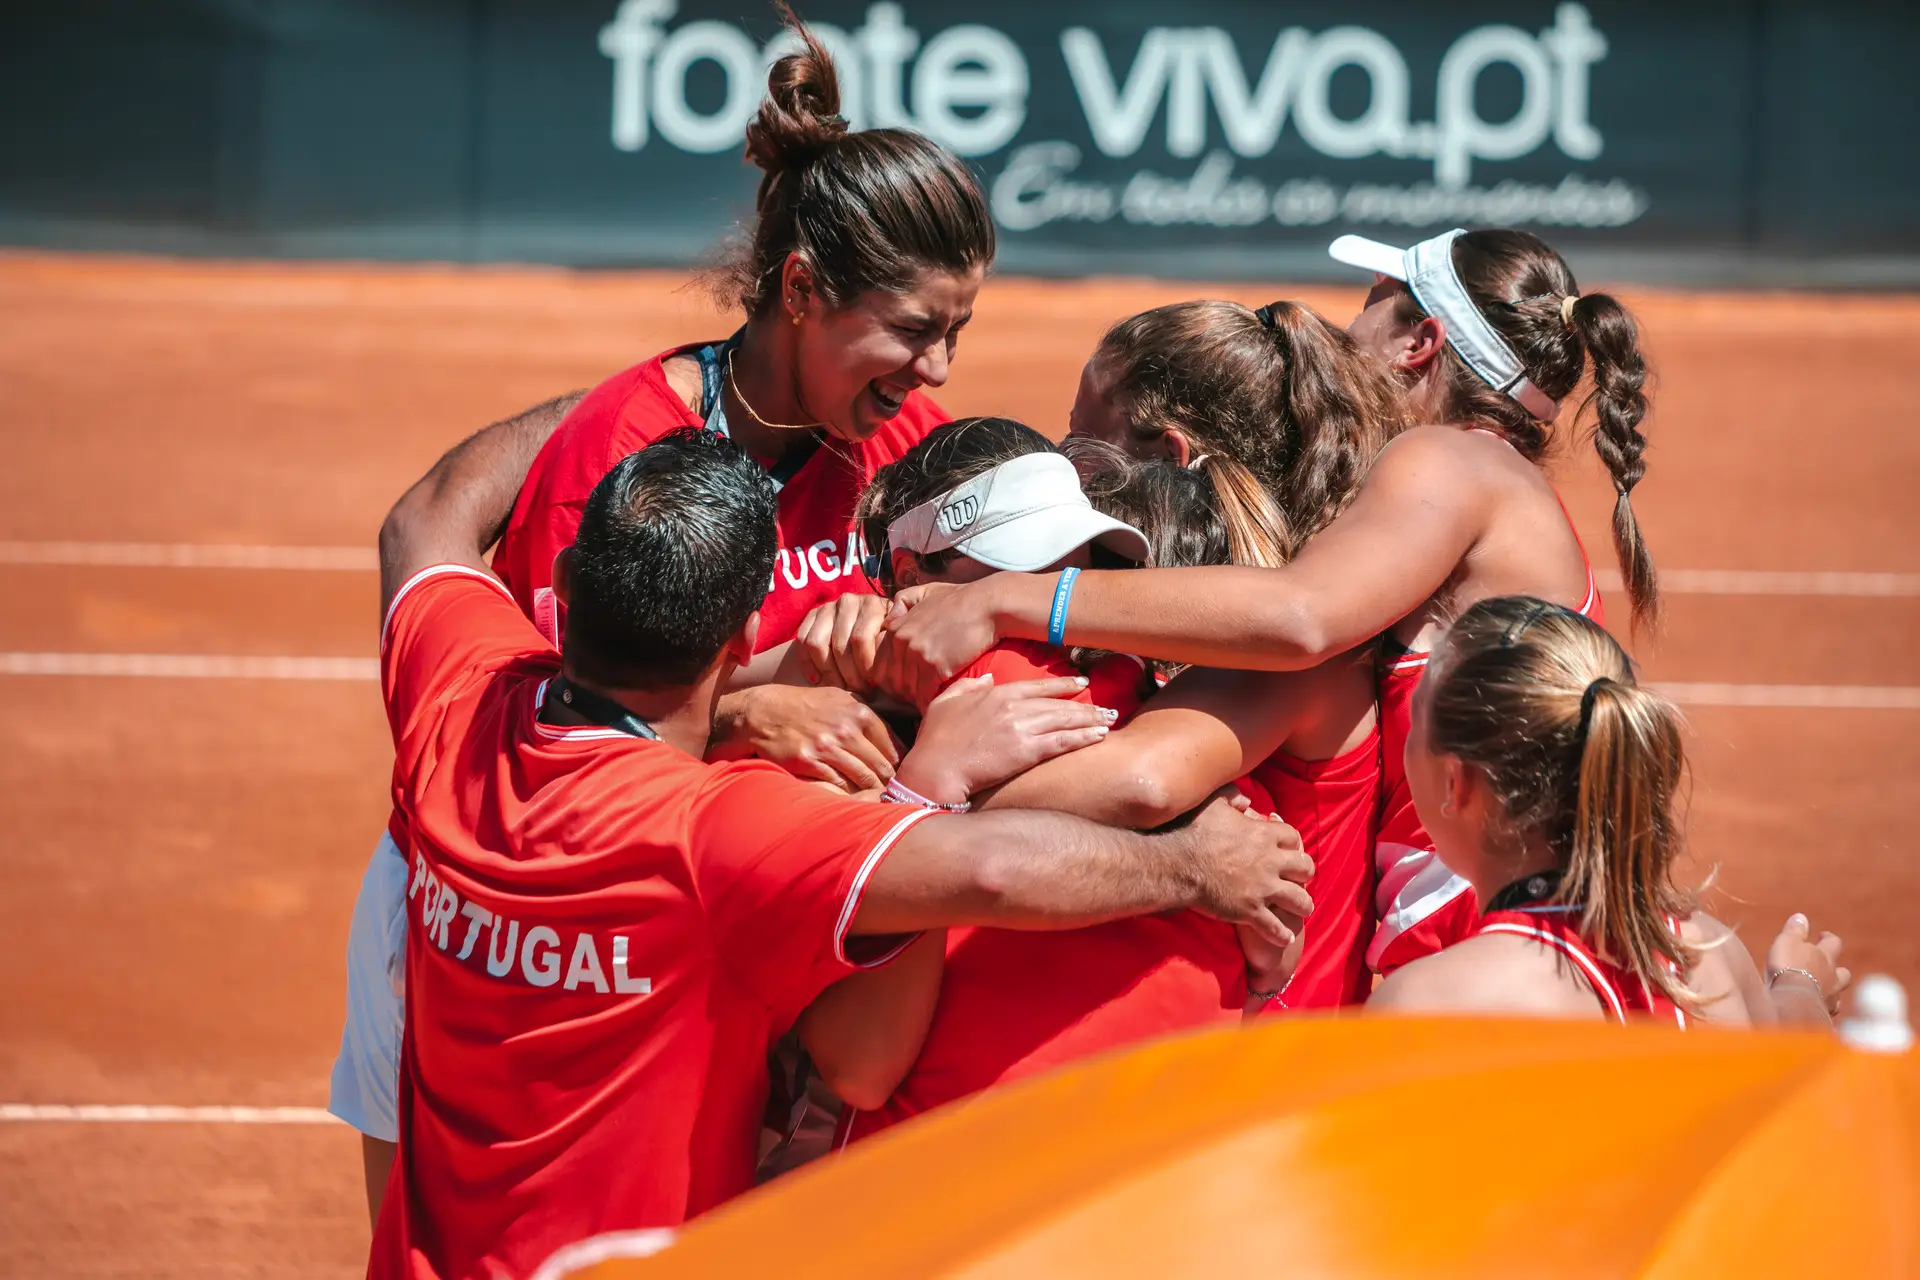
[1655,682,1920,709]
[0,541,376,570]
[1596,568,1920,597]
[0,1104,337,1125]
[0,652,378,680]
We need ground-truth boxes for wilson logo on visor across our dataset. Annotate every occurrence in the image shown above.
[936,495,980,535]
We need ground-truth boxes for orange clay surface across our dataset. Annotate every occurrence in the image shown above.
[1,251,1917,1276]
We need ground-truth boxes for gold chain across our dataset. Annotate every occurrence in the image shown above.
[726,348,822,433]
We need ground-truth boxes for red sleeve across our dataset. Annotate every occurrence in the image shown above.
[380,565,544,746]
[491,355,702,628]
[689,766,936,1015]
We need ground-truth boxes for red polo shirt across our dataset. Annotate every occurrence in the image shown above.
[370,565,934,1280]
[491,345,947,651]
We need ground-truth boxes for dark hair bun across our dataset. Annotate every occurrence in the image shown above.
[743,9,847,190]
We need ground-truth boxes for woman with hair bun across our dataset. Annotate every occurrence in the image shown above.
[1369,595,1848,1027]
[880,227,1668,980]
[330,6,998,1221]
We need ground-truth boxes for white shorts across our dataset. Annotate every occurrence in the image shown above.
[327,830,409,1142]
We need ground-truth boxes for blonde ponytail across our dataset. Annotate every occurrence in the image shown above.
[1195,454,1290,567]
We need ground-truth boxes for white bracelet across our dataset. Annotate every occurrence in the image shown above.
[882,777,970,813]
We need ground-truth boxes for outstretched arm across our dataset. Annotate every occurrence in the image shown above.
[377,390,584,615]
[852,791,1314,948]
[877,429,1487,706]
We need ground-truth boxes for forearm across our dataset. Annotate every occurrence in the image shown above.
[795,931,944,1111]
[854,810,1200,936]
[986,569,1337,671]
[1767,976,1834,1030]
[378,390,585,611]
[980,733,1208,829]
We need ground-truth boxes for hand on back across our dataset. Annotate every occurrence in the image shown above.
[1178,789,1314,950]
[709,683,902,793]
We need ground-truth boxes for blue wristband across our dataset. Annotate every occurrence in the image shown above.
[1047,567,1079,647]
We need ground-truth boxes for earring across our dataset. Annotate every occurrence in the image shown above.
[791,313,801,327]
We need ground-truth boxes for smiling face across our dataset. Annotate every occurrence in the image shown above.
[795,265,984,443]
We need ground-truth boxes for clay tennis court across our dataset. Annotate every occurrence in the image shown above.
[2,250,1916,1276]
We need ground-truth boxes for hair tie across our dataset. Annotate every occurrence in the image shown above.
[1253,303,1279,330]
[1578,676,1615,739]
[1187,454,1213,470]
[1560,294,1581,328]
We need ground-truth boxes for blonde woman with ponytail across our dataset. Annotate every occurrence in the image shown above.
[1368,596,1847,1027]
[880,228,1667,980]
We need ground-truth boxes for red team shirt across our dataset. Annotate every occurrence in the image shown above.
[492,344,948,651]
[1475,906,1689,1027]
[371,566,936,1280]
[841,640,1248,1144]
[1369,518,1604,977]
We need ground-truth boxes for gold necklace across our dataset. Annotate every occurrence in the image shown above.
[726,349,822,433]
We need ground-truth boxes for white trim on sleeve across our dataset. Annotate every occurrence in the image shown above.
[832,807,939,966]
[380,564,517,655]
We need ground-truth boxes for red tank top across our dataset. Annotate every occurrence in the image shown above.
[1245,730,1382,1010]
[1475,907,1689,1027]
[1369,471,1604,978]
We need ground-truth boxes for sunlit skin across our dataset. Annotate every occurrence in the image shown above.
[708,256,985,465]
[1065,356,1194,467]
[1346,275,1453,425]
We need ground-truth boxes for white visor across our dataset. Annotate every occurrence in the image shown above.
[887,452,1152,572]
[1330,229,1560,423]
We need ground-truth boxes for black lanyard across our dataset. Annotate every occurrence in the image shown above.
[538,675,660,742]
[696,333,824,495]
[1484,869,1564,914]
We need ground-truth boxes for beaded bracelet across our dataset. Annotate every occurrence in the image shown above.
[1768,966,1825,999]
[882,777,970,813]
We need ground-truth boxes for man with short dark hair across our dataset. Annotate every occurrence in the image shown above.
[372,421,1312,1280]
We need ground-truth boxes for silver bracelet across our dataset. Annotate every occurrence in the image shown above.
[1768,966,1825,999]
[882,777,970,813]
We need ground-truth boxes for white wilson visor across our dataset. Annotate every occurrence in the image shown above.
[887,452,1152,572]
[1330,229,1560,423]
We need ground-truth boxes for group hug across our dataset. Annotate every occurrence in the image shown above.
[329,15,1849,1279]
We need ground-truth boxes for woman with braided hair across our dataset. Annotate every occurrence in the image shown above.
[1368,595,1847,1027]
[877,227,1668,982]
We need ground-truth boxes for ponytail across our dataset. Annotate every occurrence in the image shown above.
[1195,455,1289,568]
[1424,595,1702,1014]
[1399,229,1663,629]
[1090,299,1406,563]
[1569,292,1660,629]
[1257,301,1402,550]
[1566,676,1691,1010]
